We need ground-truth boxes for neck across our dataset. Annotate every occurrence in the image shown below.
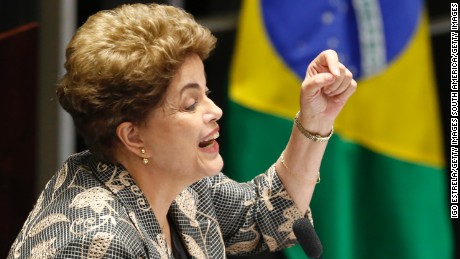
[145,172,185,219]
[119,157,188,226]
[133,169,182,253]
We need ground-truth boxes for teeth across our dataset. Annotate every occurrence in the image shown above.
[203,132,219,142]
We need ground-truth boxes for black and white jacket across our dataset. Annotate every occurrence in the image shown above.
[8,151,309,258]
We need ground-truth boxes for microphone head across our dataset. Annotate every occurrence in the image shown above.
[292,218,323,258]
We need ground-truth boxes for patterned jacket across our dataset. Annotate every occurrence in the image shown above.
[8,151,307,258]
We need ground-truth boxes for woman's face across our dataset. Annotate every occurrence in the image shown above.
[140,54,223,183]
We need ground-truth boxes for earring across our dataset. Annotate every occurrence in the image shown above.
[141,149,148,164]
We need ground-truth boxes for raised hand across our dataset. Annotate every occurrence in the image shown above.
[299,49,357,135]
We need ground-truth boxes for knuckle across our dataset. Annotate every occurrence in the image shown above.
[350,80,358,89]
[345,69,353,77]
[313,77,323,85]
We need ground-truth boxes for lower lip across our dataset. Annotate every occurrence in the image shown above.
[200,140,219,153]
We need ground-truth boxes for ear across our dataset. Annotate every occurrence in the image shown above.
[116,122,145,156]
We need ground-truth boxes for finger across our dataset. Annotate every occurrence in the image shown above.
[329,68,353,96]
[301,72,335,96]
[307,49,340,76]
[333,79,357,103]
[322,49,340,77]
[324,63,346,94]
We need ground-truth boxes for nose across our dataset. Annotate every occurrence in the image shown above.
[203,97,223,123]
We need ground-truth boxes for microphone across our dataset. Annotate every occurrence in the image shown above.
[292,217,323,259]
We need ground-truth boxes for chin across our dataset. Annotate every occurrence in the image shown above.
[206,155,224,176]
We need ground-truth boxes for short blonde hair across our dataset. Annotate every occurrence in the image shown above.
[56,3,216,162]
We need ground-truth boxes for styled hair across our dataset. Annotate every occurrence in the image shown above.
[56,3,216,162]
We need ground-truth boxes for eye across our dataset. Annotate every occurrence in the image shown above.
[185,100,198,111]
[183,89,210,112]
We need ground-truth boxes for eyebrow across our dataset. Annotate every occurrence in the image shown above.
[179,83,207,96]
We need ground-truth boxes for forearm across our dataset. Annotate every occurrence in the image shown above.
[276,112,332,215]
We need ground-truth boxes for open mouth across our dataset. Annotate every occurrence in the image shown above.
[199,131,219,148]
[199,139,215,148]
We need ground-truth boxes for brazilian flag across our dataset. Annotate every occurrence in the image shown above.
[225,0,454,258]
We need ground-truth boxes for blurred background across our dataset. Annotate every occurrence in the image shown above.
[0,0,457,258]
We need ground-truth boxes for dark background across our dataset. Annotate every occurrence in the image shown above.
[0,0,457,258]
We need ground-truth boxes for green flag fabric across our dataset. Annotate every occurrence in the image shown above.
[225,0,453,258]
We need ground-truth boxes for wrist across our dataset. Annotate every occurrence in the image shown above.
[296,111,333,135]
[296,111,334,138]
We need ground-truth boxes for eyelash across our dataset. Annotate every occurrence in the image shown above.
[185,102,197,112]
[184,90,212,112]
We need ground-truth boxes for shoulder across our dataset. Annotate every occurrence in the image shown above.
[12,230,144,258]
[10,188,145,258]
[192,172,240,189]
[9,152,146,258]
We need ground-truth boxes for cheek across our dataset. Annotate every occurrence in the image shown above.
[147,115,203,158]
[154,124,199,154]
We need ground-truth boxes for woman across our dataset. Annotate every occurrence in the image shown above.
[9,3,356,259]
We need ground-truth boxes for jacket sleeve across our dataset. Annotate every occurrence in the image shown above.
[207,164,308,256]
